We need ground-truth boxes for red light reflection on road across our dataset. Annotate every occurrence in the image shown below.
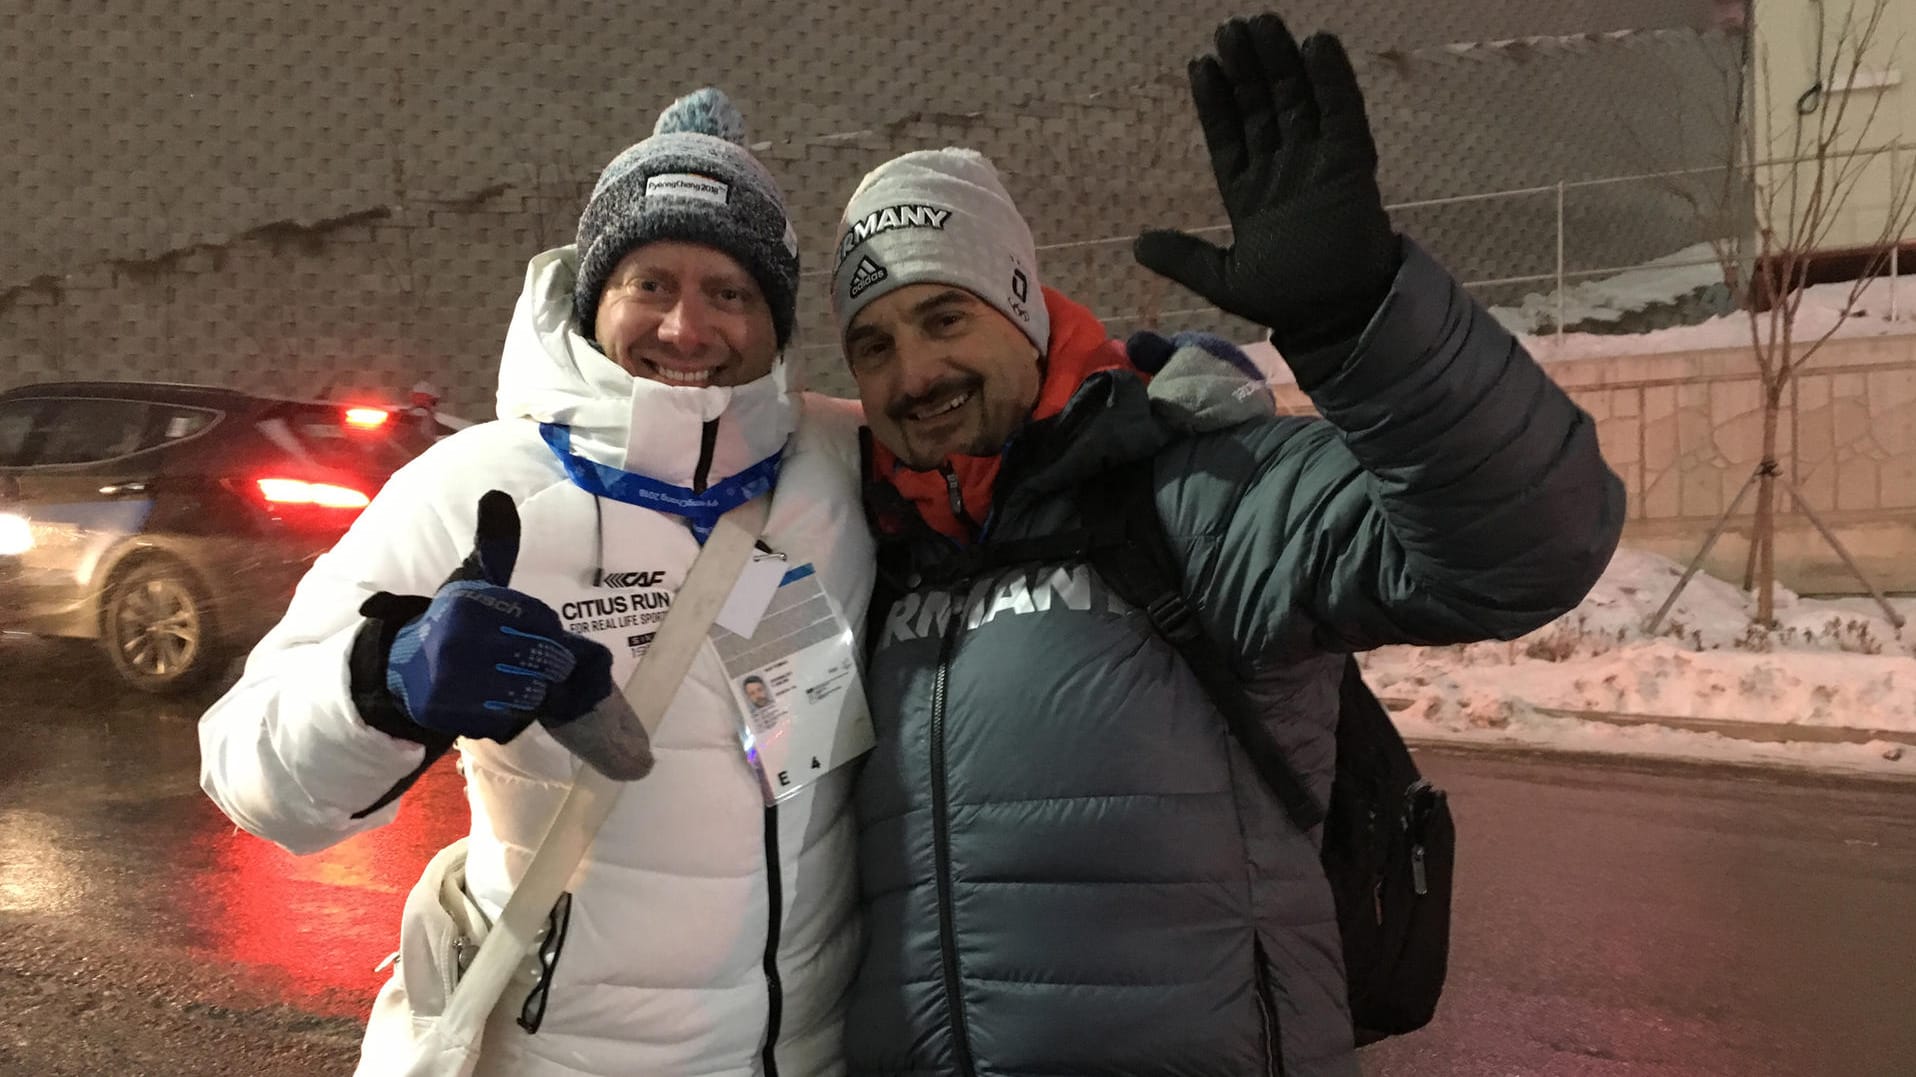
[194,759,466,1017]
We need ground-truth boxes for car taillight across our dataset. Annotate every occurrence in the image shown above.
[255,477,371,510]
[344,407,391,430]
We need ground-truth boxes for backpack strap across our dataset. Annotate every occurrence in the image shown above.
[1077,458,1328,833]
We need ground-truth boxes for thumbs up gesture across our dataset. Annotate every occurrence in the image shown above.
[383,490,615,745]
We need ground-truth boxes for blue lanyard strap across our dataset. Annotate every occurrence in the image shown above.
[539,422,779,542]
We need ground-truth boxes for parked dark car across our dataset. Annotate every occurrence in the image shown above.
[0,382,437,693]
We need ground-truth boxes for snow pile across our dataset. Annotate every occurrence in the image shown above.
[1243,270,1916,384]
[1518,272,1916,362]
[1477,546,1915,659]
[1487,242,1726,335]
[1362,547,1916,774]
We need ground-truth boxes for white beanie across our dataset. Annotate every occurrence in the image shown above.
[829,148,1049,355]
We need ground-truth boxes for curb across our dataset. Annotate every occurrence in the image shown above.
[1400,738,1916,786]
[1379,697,1916,750]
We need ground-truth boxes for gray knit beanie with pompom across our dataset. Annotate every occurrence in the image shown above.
[572,88,800,347]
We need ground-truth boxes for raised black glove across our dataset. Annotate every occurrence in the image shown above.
[1135,12,1400,362]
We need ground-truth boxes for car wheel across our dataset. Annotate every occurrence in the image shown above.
[102,558,222,694]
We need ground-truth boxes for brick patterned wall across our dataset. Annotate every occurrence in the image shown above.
[1269,333,1916,594]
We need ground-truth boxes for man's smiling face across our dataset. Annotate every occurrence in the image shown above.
[592,240,777,389]
[844,284,1041,470]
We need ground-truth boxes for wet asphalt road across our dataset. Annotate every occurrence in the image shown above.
[1,637,1913,1077]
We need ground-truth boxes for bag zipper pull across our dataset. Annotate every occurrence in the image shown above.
[1411,843,1429,897]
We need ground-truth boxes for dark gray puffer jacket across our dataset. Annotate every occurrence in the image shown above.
[847,242,1625,1077]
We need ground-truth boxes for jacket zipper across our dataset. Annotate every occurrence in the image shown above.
[760,803,784,1077]
[929,596,978,1077]
[938,465,981,539]
[693,418,719,494]
[1252,938,1282,1076]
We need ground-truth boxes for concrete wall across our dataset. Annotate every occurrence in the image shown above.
[2,0,1737,417]
[1271,331,1916,595]
[3,0,1724,281]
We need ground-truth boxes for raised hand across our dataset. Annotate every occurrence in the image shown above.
[1135,12,1399,354]
[384,490,614,743]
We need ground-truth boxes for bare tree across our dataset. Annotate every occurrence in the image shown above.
[1652,0,1914,632]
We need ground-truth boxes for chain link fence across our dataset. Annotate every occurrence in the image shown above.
[1,1,1743,411]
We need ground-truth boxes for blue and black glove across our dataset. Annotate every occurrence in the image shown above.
[1134,13,1401,384]
[351,491,652,781]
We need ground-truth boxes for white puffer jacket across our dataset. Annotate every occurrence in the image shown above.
[199,246,874,1076]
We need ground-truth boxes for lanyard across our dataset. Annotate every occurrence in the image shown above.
[539,422,780,542]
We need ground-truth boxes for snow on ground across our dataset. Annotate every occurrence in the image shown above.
[1361,547,1916,776]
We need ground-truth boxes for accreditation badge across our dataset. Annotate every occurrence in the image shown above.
[711,557,874,804]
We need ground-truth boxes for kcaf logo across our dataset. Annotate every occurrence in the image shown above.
[846,256,889,300]
[880,563,1133,646]
[600,570,666,590]
[837,203,951,266]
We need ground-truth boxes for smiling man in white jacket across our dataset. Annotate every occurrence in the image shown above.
[199,88,873,1076]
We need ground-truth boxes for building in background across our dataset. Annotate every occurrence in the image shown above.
[1748,0,1913,273]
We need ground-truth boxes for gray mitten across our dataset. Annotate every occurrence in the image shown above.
[1130,330,1278,432]
[540,693,655,781]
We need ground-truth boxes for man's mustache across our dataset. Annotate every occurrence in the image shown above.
[889,375,983,423]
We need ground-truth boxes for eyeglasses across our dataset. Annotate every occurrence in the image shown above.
[517,892,574,1034]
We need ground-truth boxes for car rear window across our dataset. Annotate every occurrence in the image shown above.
[0,399,42,465]
[257,403,427,476]
[7,398,224,467]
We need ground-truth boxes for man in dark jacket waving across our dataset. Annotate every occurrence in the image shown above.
[831,12,1625,1077]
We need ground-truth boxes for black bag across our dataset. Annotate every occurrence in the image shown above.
[1075,459,1453,1046]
